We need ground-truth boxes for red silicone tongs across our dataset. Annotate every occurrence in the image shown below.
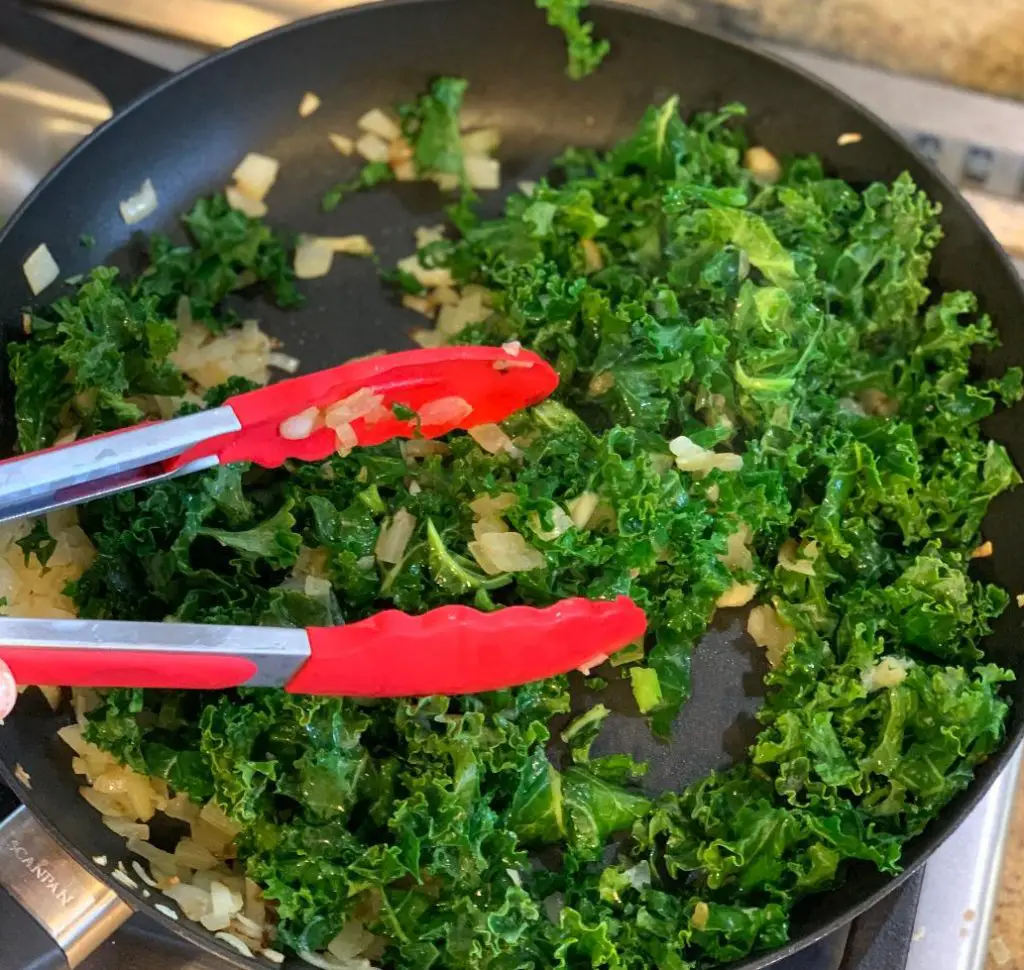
[0,346,647,697]
[0,346,561,522]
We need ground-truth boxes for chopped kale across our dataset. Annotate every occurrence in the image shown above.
[13,94,1020,970]
[537,0,610,79]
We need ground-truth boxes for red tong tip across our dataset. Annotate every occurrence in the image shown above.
[176,346,559,470]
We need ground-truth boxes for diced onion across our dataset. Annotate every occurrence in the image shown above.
[470,531,545,574]
[174,837,219,870]
[201,911,233,932]
[294,236,335,279]
[269,351,301,374]
[357,108,401,141]
[397,255,454,289]
[232,153,280,201]
[103,817,150,840]
[436,287,490,336]
[232,914,264,938]
[279,406,322,440]
[334,422,358,456]
[432,171,462,192]
[356,132,391,163]
[501,340,522,356]
[859,388,899,417]
[747,605,796,667]
[393,159,417,182]
[214,932,254,958]
[720,525,754,572]
[412,327,446,348]
[461,128,501,156]
[23,243,60,295]
[778,538,816,576]
[210,879,244,917]
[164,882,212,920]
[328,921,376,961]
[971,540,994,559]
[588,372,615,396]
[581,239,603,273]
[321,234,375,256]
[225,185,267,218]
[691,901,710,930]
[403,295,435,318]
[297,952,346,970]
[199,799,242,837]
[164,793,201,823]
[324,388,386,428]
[298,92,321,117]
[464,155,501,191]
[469,493,517,518]
[418,396,473,426]
[243,878,265,926]
[529,505,573,541]
[328,133,355,155]
[744,147,781,184]
[716,582,758,608]
[119,178,159,225]
[469,423,520,457]
[401,440,449,460]
[415,224,446,248]
[127,837,179,873]
[77,790,123,819]
[669,435,743,474]
[862,656,911,692]
[567,492,599,529]
[376,509,416,565]
[473,515,509,541]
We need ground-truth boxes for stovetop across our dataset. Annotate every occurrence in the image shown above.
[2,4,1024,969]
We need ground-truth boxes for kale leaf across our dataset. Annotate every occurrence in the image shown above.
[537,0,610,79]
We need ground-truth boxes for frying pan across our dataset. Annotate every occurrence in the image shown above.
[0,1,1022,968]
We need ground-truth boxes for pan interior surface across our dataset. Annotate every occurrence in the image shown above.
[1,2,1023,968]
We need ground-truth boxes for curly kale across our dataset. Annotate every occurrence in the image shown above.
[9,194,299,451]
[537,0,610,79]
[14,95,1021,969]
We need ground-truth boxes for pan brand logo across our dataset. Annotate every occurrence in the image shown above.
[5,837,76,906]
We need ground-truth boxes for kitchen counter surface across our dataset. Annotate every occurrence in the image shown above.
[987,767,1024,968]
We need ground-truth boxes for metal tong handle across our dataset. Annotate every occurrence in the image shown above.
[0,408,239,524]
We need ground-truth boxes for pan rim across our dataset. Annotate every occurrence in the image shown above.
[2,1,1024,967]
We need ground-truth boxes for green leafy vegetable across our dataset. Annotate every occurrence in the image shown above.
[322,160,395,212]
[9,194,299,451]
[537,0,610,79]
[16,519,57,568]
[15,93,1021,970]
[399,76,469,179]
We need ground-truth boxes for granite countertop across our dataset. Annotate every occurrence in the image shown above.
[691,0,1024,102]
[986,768,1024,967]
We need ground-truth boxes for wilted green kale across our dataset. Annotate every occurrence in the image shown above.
[16,94,1021,970]
[537,0,610,79]
[9,194,299,451]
